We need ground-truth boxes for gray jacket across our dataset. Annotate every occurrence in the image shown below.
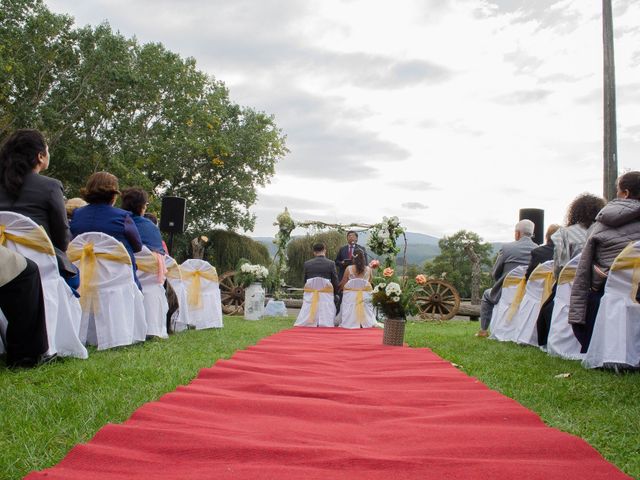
[569,199,640,325]
[486,236,537,302]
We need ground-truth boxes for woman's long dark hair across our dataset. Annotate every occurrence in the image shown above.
[353,249,365,275]
[0,129,47,198]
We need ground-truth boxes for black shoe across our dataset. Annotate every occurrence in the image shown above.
[7,352,57,369]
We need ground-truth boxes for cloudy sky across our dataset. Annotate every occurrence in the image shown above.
[46,0,640,241]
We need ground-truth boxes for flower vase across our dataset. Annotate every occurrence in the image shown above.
[244,282,265,320]
[382,317,406,346]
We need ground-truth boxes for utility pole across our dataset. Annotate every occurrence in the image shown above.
[603,0,618,200]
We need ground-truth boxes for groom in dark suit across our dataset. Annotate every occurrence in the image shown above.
[334,231,368,281]
[303,242,339,293]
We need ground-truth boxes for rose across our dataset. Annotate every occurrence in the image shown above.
[415,274,427,285]
[369,259,380,269]
[383,267,394,277]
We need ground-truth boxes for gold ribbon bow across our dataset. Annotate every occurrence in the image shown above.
[67,242,132,314]
[529,269,556,305]
[0,224,55,255]
[136,251,167,284]
[343,285,373,325]
[505,277,527,323]
[166,261,182,280]
[303,285,334,324]
[182,269,219,309]
[558,267,576,285]
[610,243,640,302]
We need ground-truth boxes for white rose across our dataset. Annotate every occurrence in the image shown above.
[391,296,400,302]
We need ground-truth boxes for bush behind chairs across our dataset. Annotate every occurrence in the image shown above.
[286,230,343,288]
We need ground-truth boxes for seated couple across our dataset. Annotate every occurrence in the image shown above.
[295,242,376,328]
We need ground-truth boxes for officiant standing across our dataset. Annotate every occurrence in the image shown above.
[335,231,368,281]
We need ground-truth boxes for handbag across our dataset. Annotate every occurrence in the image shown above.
[54,247,79,279]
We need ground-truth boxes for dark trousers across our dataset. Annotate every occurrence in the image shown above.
[0,259,49,364]
[536,283,557,347]
[572,288,605,353]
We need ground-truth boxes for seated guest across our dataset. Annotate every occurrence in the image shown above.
[304,242,339,293]
[70,172,143,274]
[476,219,537,337]
[0,245,52,368]
[65,197,87,221]
[536,195,605,347]
[551,193,606,277]
[525,224,560,279]
[0,129,70,252]
[569,171,640,352]
[121,188,166,254]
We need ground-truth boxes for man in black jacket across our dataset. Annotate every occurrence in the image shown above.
[334,231,368,281]
[304,242,339,293]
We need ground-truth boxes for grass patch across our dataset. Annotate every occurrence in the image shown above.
[1,317,638,479]
[404,319,640,479]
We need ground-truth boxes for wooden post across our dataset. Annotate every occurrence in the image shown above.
[603,0,618,200]
[191,235,208,260]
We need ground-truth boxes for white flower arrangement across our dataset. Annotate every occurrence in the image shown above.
[367,216,405,259]
[239,263,270,284]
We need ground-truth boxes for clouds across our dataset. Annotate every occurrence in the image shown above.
[43,0,640,240]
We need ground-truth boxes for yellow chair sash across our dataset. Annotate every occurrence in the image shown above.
[182,269,219,309]
[529,270,556,305]
[166,262,182,280]
[505,277,527,323]
[610,243,640,302]
[67,242,132,314]
[502,275,524,288]
[136,252,167,284]
[343,285,373,325]
[558,267,576,285]
[0,224,55,255]
[303,285,334,324]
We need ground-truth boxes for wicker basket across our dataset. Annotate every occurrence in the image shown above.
[382,317,406,346]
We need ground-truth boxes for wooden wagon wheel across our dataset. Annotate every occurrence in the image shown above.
[219,270,244,315]
[415,279,461,321]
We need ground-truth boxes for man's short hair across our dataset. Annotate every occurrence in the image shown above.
[312,242,326,253]
[515,219,535,237]
[347,230,358,239]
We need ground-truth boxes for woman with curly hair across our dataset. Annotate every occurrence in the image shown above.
[536,193,605,346]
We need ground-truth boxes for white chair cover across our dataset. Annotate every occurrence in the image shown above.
[180,259,223,329]
[0,211,87,359]
[514,260,555,347]
[69,232,146,350]
[295,277,336,328]
[489,265,527,342]
[583,242,640,369]
[135,247,169,338]
[547,254,584,360]
[340,278,375,329]
[165,256,190,332]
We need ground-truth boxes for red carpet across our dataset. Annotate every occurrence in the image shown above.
[27,328,631,479]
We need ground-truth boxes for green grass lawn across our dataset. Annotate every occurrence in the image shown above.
[1,317,638,479]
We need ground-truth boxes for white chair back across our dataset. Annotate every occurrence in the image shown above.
[0,211,87,359]
[180,259,223,329]
[514,260,555,347]
[135,246,169,338]
[68,232,146,350]
[295,277,336,328]
[489,265,527,342]
[583,242,640,369]
[340,278,375,329]
[547,253,584,360]
[165,256,190,332]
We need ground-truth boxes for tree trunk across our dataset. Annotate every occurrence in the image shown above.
[191,236,207,259]
[464,244,481,305]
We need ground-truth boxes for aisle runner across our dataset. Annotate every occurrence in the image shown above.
[28,329,631,480]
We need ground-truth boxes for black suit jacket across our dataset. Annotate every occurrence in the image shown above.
[334,244,368,280]
[303,255,339,293]
[525,243,554,279]
[0,172,70,251]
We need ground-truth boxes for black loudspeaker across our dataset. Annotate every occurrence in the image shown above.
[159,196,186,233]
[519,208,544,245]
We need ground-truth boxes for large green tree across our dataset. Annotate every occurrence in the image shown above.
[0,0,287,232]
[423,230,494,298]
